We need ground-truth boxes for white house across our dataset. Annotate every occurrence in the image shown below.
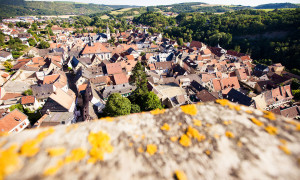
[0,51,12,61]
[0,109,30,134]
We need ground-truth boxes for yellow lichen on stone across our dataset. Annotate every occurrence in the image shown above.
[245,110,253,114]
[223,120,232,126]
[181,104,197,116]
[87,131,114,163]
[234,105,241,111]
[178,122,182,126]
[43,159,64,176]
[170,136,178,142]
[279,139,287,145]
[205,150,211,155]
[193,119,202,127]
[174,170,187,180]
[278,145,291,155]
[137,146,144,153]
[100,117,114,122]
[47,147,66,157]
[146,144,157,156]
[161,123,170,131]
[214,134,220,139]
[225,131,235,138]
[0,132,8,137]
[265,125,278,135]
[206,123,212,127]
[65,148,87,163]
[150,109,165,115]
[0,145,21,180]
[129,142,133,147]
[186,126,206,142]
[237,141,243,147]
[65,124,78,133]
[36,128,55,141]
[296,124,300,131]
[179,134,191,147]
[216,99,230,106]
[19,139,40,157]
[20,128,54,157]
[250,117,264,127]
[263,111,276,121]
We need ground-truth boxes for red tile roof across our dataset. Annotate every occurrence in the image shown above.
[0,109,28,132]
[21,96,35,105]
[212,79,222,91]
[106,62,123,75]
[220,77,240,90]
[43,74,60,84]
[82,43,111,54]
[113,73,129,85]
[78,84,88,92]
[1,73,9,78]
[1,93,23,100]
[126,55,134,60]
[202,74,216,83]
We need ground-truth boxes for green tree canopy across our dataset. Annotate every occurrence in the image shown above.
[23,89,33,96]
[38,40,50,49]
[141,91,163,111]
[130,104,141,113]
[103,93,131,117]
[9,103,24,113]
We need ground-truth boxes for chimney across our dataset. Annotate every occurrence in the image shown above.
[46,109,50,115]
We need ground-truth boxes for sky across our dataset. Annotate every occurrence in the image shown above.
[28,0,300,6]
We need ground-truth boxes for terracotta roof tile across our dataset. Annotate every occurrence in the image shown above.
[1,93,23,100]
[78,84,88,92]
[82,42,111,54]
[21,96,35,105]
[113,73,129,85]
[0,109,28,132]
[43,74,59,84]
[106,62,123,75]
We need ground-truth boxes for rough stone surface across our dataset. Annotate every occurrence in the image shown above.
[1,101,300,180]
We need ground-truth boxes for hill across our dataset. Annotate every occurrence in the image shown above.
[0,102,300,179]
[255,3,300,9]
[0,0,113,18]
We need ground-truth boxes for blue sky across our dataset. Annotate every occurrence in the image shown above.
[28,0,300,6]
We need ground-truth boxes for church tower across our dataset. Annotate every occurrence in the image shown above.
[106,23,111,41]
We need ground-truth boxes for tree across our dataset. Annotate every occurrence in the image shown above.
[31,23,38,31]
[9,103,24,113]
[177,38,184,46]
[3,61,13,72]
[23,89,33,96]
[8,23,14,28]
[140,52,146,56]
[141,91,162,111]
[130,61,148,94]
[38,40,50,49]
[103,93,131,117]
[131,104,141,113]
[28,38,36,46]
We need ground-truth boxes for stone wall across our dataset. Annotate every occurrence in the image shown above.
[1,100,300,180]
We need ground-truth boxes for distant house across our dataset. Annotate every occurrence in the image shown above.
[101,83,136,101]
[0,109,29,134]
[31,84,55,106]
[196,89,217,102]
[40,88,76,115]
[34,112,76,127]
[224,88,254,106]
[21,96,39,111]
[280,106,300,119]
[81,42,111,60]
[0,51,12,61]
[254,64,269,73]
[82,83,105,121]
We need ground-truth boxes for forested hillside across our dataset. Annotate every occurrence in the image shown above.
[133,9,300,69]
[0,0,113,18]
